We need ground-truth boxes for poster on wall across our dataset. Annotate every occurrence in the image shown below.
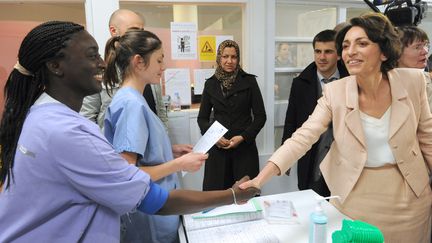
[198,36,216,61]
[164,68,192,105]
[170,22,197,60]
[193,69,215,95]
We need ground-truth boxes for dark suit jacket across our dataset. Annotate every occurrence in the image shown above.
[282,61,349,192]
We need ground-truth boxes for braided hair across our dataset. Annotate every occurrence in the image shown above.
[0,21,84,188]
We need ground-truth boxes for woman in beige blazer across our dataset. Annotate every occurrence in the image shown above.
[241,13,432,242]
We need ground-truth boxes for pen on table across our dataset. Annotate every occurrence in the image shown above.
[202,208,215,214]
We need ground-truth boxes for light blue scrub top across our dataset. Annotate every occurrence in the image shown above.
[104,87,179,243]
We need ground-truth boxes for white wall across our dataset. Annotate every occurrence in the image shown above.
[85,0,118,56]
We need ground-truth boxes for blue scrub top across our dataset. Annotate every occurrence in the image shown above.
[104,87,179,243]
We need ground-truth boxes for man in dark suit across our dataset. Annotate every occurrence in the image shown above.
[281,29,349,196]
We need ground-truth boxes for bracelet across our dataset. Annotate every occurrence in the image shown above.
[229,188,237,205]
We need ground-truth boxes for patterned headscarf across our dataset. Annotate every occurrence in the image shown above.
[214,40,241,90]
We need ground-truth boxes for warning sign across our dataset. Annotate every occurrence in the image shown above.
[199,36,216,61]
[201,41,214,53]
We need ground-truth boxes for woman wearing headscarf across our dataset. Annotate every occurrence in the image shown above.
[197,40,267,191]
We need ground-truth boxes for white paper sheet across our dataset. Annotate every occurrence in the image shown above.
[193,69,214,95]
[186,220,279,243]
[193,121,227,154]
[192,198,262,219]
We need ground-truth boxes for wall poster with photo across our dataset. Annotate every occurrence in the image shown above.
[274,42,297,68]
[275,42,314,69]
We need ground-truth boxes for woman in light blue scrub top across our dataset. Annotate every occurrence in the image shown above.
[103,29,208,242]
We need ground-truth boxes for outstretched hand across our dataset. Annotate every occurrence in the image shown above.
[238,177,261,191]
[231,176,261,204]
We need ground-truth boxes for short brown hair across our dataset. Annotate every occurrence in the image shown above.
[397,25,429,48]
[336,13,401,74]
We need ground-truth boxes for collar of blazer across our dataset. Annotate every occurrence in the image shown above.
[343,69,410,148]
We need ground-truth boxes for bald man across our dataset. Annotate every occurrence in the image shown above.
[80,9,168,131]
[109,9,145,36]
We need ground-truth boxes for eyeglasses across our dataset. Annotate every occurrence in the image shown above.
[408,42,430,53]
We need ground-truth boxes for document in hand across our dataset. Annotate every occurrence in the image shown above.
[193,120,228,153]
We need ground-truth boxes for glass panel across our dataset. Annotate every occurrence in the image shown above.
[274,41,312,102]
[274,2,338,151]
[275,4,337,37]
[346,8,373,21]
[275,72,300,101]
[275,42,313,69]
[274,126,284,149]
[120,2,243,105]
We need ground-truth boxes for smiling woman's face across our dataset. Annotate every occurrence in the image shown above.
[58,31,106,97]
[342,26,387,77]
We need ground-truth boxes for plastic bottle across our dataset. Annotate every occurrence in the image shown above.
[172,92,181,111]
[309,200,328,243]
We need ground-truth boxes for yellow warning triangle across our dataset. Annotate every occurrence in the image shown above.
[201,41,214,53]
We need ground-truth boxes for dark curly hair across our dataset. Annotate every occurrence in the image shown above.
[336,13,401,74]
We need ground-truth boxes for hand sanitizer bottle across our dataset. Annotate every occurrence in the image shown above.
[171,92,181,111]
[309,200,327,243]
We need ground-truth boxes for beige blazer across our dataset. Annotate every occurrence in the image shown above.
[271,68,432,203]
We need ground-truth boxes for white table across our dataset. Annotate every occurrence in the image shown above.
[179,189,350,243]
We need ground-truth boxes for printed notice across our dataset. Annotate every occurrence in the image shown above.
[164,68,191,105]
[170,22,197,60]
[193,121,228,154]
[193,69,214,95]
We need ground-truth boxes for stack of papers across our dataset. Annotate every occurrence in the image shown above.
[183,198,263,231]
[183,199,278,243]
[192,198,262,219]
[264,199,299,224]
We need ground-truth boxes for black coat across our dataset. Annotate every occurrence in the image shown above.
[197,70,266,190]
[281,61,349,192]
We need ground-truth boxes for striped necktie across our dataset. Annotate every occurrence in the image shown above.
[322,77,338,83]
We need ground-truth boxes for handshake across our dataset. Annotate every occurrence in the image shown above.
[230,176,261,204]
